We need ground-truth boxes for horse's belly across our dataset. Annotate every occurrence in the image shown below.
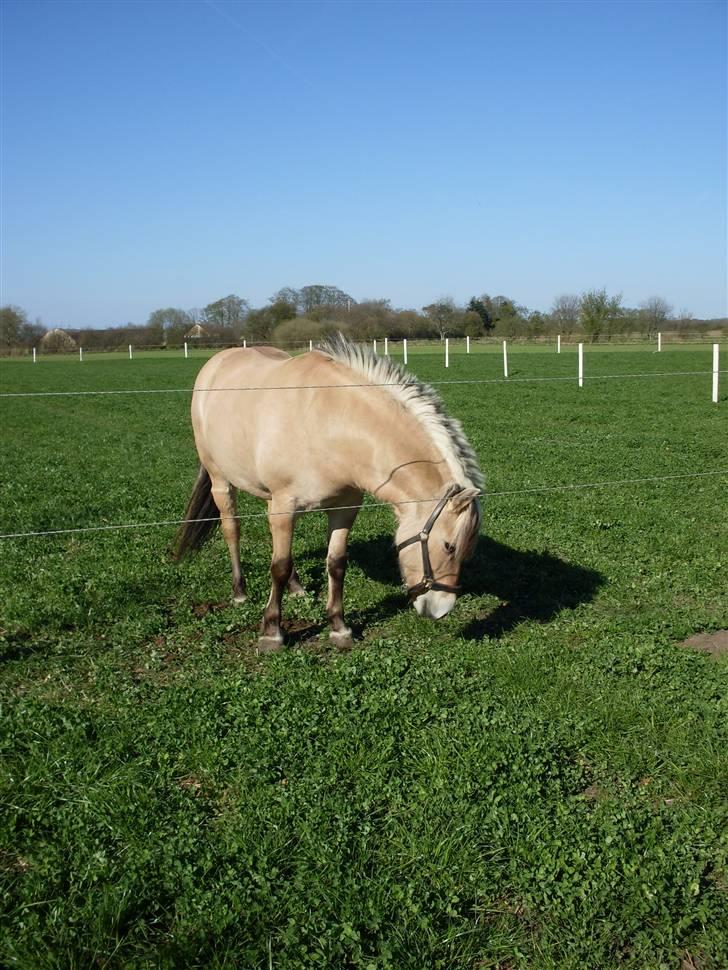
[193,404,269,497]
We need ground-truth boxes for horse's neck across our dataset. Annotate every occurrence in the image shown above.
[360,406,451,511]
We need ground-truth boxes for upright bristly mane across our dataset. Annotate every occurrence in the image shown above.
[318,334,484,491]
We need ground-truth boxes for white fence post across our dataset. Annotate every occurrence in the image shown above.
[384,337,388,356]
[32,347,37,363]
[373,339,377,355]
[79,347,83,362]
[713,343,720,404]
[445,338,449,368]
[466,335,470,354]
[557,334,561,354]
[403,338,408,365]
[184,342,188,359]
[243,339,247,349]
[578,342,584,387]
[129,344,133,359]
[502,340,508,378]
[658,332,662,352]
[309,339,313,352]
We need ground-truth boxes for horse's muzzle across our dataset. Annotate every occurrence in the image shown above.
[413,589,457,620]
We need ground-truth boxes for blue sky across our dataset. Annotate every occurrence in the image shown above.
[1,0,726,328]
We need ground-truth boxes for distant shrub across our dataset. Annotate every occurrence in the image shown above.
[271,318,354,347]
[40,328,77,353]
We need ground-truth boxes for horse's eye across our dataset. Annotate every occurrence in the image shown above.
[444,542,455,556]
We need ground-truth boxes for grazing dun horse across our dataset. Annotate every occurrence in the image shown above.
[174,335,483,651]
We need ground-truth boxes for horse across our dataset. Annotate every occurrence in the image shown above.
[173,334,483,651]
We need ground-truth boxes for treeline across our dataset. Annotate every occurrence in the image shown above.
[1,286,725,354]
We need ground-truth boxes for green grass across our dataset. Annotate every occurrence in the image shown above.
[1,349,726,968]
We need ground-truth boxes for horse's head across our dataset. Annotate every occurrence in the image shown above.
[395,483,481,619]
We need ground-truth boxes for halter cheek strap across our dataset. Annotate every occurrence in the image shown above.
[396,484,463,600]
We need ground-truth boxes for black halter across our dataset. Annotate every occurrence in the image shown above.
[396,484,463,601]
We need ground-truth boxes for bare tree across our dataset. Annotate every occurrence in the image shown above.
[299,285,354,314]
[673,308,694,337]
[269,287,302,312]
[639,296,672,338]
[550,294,580,335]
[203,295,250,335]
[147,307,194,345]
[422,297,456,339]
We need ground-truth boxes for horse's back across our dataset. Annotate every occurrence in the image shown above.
[193,345,361,396]
[194,346,289,390]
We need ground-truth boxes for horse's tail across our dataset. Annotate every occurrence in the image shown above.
[172,465,219,560]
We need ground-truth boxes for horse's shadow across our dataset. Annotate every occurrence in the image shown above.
[456,535,604,640]
[296,533,603,643]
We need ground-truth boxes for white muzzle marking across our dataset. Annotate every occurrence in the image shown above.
[413,590,457,619]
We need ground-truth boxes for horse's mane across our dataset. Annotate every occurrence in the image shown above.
[318,333,484,492]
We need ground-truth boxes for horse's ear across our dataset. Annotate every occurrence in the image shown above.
[449,486,480,514]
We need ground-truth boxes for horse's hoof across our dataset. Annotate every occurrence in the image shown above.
[257,635,284,654]
[233,593,247,604]
[288,587,306,598]
[329,629,354,651]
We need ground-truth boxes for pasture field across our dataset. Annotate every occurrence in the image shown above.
[1,347,727,968]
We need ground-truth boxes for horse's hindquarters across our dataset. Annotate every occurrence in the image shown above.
[191,348,370,503]
[191,349,288,497]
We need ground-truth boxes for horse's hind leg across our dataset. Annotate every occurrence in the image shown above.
[287,568,306,597]
[259,500,296,653]
[210,479,246,603]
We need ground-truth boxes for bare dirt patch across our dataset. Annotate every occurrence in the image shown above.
[579,783,608,803]
[177,775,204,797]
[680,950,710,970]
[679,630,728,659]
[282,618,319,636]
[191,601,230,618]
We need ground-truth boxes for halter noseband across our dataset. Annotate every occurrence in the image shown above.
[396,484,463,601]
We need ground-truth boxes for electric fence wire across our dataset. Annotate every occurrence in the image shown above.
[1,468,726,541]
[1,369,726,399]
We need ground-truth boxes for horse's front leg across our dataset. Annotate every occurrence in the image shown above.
[259,501,296,653]
[326,499,361,650]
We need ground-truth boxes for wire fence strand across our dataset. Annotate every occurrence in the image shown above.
[1,468,726,541]
[1,369,725,399]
